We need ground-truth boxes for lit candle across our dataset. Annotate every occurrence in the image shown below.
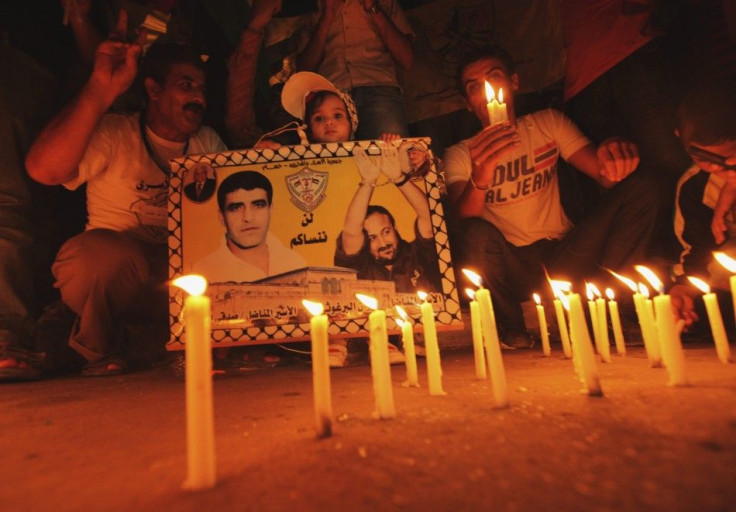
[465,289,488,379]
[417,291,445,396]
[462,269,508,408]
[640,285,663,366]
[610,269,661,367]
[652,294,689,387]
[533,293,551,357]
[566,292,603,396]
[687,277,732,364]
[550,280,573,359]
[484,81,508,126]
[713,251,736,326]
[396,306,419,387]
[605,288,626,356]
[172,275,216,491]
[356,294,396,418]
[303,299,333,437]
[586,283,603,357]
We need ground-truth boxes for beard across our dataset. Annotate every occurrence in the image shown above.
[374,242,402,266]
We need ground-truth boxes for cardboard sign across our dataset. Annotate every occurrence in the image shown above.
[167,138,462,349]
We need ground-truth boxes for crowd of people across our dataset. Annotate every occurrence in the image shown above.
[1,0,735,380]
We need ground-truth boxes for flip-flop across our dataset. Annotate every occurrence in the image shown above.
[0,345,45,382]
[81,356,127,377]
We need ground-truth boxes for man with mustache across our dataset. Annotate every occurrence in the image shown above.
[334,145,441,294]
[25,37,226,376]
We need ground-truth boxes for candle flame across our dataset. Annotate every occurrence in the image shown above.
[484,80,495,102]
[395,305,408,321]
[355,293,378,310]
[559,292,570,311]
[465,288,476,300]
[714,251,736,273]
[395,317,405,328]
[302,299,324,317]
[687,276,710,294]
[549,280,571,299]
[533,293,541,305]
[462,268,482,288]
[172,275,207,296]
[589,282,602,298]
[607,269,638,292]
[635,265,663,294]
[585,282,595,301]
[605,288,615,300]
[638,283,650,298]
[417,290,428,302]
[498,87,504,103]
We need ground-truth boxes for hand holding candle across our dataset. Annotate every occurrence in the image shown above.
[356,294,396,418]
[303,299,333,437]
[396,306,420,387]
[172,275,216,491]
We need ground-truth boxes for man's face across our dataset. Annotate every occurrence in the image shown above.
[219,188,271,250]
[461,57,519,127]
[407,148,426,169]
[679,126,736,182]
[149,63,207,136]
[308,94,352,143]
[193,166,207,183]
[364,212,399,263]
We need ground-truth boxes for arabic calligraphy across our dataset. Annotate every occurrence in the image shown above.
[290,230,328,249]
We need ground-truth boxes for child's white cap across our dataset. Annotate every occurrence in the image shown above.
[281,71,359,134]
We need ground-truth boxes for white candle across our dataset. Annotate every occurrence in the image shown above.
[595,296,612,363]
[550,280,573,359]
[586,284,602,355]
[637,285,662,368]
[605,288,626,356]
[533,293,551,357]
[357,294,395,419]
[652,294,689,386]
[418,291,445,396]
[688,277,732,364]
[303,300,333,437]
[466,289,488,379]
[713,252,736,355]
[173,275,216,491]
[396,306,419,387]
[485,81,508,126]
[567,293,603,396]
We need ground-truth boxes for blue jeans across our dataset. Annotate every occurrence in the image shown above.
[0,46,58,349]
[351,86,409,140]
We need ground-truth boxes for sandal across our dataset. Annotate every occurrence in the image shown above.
[81,356,128,377]
[0,345,45,382]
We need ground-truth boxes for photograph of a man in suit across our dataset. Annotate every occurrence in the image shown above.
[184,163,216,202]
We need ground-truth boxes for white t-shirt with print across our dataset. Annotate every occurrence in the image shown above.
[444,109,590,247]
[65,112,226,244]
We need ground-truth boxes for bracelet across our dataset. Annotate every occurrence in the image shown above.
[469,174,489,190]
[359,181,377,187]
[392,173,412,187]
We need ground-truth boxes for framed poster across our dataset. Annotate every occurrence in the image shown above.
[166,138,462,349]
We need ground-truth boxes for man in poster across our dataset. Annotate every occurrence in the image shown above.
[334,145,441,293]
[183,163,216,202]
[193,170,306,282]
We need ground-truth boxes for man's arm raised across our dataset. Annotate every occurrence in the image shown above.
[341,148,381,255]
[380,143,431,237]
[26,15,141,186]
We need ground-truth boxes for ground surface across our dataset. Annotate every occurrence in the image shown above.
[2,340,736,512]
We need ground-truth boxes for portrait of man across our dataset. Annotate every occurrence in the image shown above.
[184,163,216,202]
[192,170,307,282]
[400,139,431,180]
[334,146,441,293]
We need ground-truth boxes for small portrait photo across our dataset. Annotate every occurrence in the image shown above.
[399,139,431,180]
[183,163,217,203]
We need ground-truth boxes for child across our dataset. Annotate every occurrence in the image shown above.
[277,71,407,367]
[670,76,736,329]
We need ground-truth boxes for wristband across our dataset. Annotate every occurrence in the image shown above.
[393,173,411,187]
[360,181,377,188]
[469,174,489,190]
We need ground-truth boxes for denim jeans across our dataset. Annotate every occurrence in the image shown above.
[0,46,58,349]
[351,86,410,140]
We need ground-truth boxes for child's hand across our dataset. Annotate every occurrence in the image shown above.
[669,284,699,328]
[379,133,402,143]
[353,147,381,184]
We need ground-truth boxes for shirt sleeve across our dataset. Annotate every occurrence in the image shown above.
[67,114,117,190]
[442,140,471,187]
[534,109,591,161]
[382,0,414,37]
